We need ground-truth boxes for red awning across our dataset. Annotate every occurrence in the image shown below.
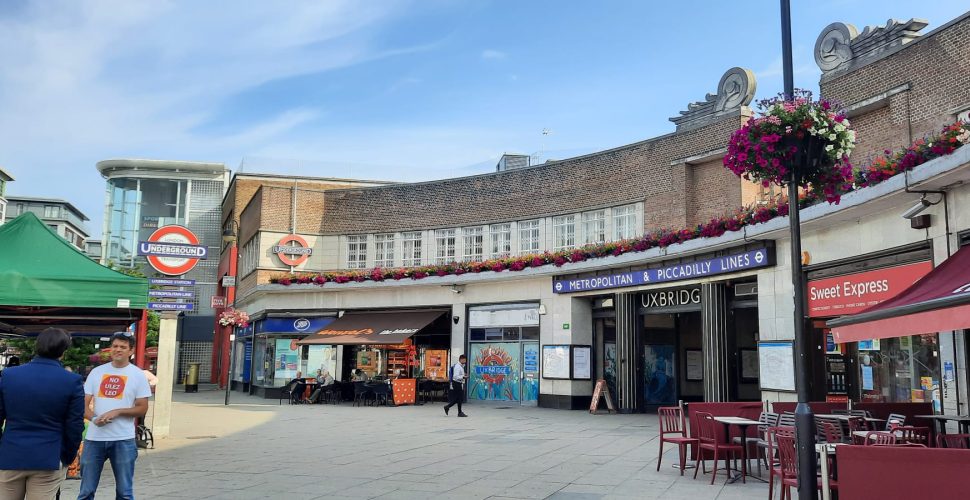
[828,246,970,342]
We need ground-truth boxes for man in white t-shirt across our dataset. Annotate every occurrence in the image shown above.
[443,355,468,417]
[77,332,152,500]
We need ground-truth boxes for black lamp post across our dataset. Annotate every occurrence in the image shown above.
[780,1,817,498]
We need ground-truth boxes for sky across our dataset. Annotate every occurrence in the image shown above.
[1,0,968,239]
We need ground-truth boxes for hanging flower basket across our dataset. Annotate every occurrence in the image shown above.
[218,308,250,328]
[724,90,856,203]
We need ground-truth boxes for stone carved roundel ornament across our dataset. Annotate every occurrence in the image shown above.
[714,67,756,112]
[815,22,859,72]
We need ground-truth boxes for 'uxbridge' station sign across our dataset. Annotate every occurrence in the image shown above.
[553,248,772,294]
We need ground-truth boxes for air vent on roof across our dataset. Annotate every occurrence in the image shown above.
[496,154,530,171]
[735,282,758,297]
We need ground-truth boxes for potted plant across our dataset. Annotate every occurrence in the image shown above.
[724,90,856,203]
[218,308,250,328]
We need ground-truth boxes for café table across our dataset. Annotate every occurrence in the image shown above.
[815,413,886,433]
[816,442,844,500]
[914,414,970,434]
[712,416,766,484]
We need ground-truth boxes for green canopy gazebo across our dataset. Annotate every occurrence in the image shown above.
[0,212,148,336]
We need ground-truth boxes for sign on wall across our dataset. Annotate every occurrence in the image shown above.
[138,225,207,275]
[641,288,701,308]
[273,234,312,267]
[759,341,795,392]
[806,261,933,317]
[553,248,772,294]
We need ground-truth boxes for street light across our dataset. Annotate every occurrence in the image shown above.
[222,218,239,406]
[780,1,817,499]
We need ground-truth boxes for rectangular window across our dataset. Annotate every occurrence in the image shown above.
[489,223,512,258]
[240,238,259,277]
[346,235,367,269]
[434,229,456,265]
[612,204,638,240]
[518,219,540,255]
[44,205,59,218]
[462,227,484,262]
[401,232,422,267]
[374,234,395,268]
[582,210,606,244]
[553,215,576,251]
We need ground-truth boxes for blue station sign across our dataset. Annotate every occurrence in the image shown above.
[148,302,194,311]
[553,248,772,294]
[148,290,195,298]
[149,278,196,286]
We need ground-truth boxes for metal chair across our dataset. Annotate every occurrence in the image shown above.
[897,426,930,446]
[657,406,699,475]
[777,433,838,499]
[733,411,778,475]
[937,433,970,449]
[864,431,897,446]
[778,411,796,428]
[885,413,907,430]
[693,412,745,485]
[766,426,795,500]
[847,416,868,444]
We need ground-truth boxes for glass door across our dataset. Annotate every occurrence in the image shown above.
[468,342,521,402]
[521,342,539,406]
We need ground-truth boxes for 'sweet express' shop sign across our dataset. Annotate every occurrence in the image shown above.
[553,248,771,294]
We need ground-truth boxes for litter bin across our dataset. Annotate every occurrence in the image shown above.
[185,362,200,393]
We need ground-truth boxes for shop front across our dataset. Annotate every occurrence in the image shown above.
[238,314,337,398]
[555,244,773,412]
[466,303,541,406]
[297,309,452,384]
[804,244,939,407]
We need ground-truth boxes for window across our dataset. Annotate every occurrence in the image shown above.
[463,227,484,262]
[43,205,59,218]
[612,204,638,240]
[489,223,512,258]
[346,235,367,269]
[16,203,25,215]
[582,210,606,244]
[401,232,422,267]
[553,215,576,251]
[374,234,395,268]
[240,237,259,277]
[518,219,540,255]
[434,229,456,265]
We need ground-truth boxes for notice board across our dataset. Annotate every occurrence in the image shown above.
[758,341,795,391]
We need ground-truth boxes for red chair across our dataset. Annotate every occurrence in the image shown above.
[766,426,795,500]
[777,433,839,499]
[864,431,897,446]
[897,426,930,446]
[693,411,745,484]
[657,406,699,475]
[822,421,843,444]
[937,433,970,449]
[847,417,868,444]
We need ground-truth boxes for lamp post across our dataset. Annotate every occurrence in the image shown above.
[221,221,238,406]
[780,1,817,498]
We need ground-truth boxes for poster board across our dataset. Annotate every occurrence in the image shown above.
[571,345,592,379]
[423,349,449,380]
[740,349,759,382]
[589,379,616,414]
[685,349,703,381]
[758,341,795,391]
[542,345,571,379]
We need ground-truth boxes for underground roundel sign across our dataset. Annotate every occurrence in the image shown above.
[138,225,207,276]
[273,234,312,266]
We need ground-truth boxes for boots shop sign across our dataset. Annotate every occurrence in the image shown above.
[553,247,772,294]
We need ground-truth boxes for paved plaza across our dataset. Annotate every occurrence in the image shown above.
[59,390,769,499]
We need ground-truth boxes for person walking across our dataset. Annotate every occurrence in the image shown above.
[0,327,85,500]
[443,355,468,417]
[77,332,151,500]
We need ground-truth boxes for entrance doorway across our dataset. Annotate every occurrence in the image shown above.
[641,312,703,409]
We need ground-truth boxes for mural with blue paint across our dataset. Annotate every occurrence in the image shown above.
[521,343,539,402]
[644,344,675,404]
[469,343,520,401]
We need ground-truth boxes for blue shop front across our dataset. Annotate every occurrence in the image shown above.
[231,314,336,398]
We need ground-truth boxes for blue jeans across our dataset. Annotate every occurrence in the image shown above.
[77,439,138,500]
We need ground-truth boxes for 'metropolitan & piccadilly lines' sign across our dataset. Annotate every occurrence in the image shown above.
[553,248,771,294]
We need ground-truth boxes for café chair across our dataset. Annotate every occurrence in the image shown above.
[766,426,795,500]
[885,413,907,430]
[353,381,374,406]
[864,431,897,446]
[732,411,778,475]
[693,412,745,485]
[937,433,970,449]
[776,433,838,499]
[897,426,930,446]
[778,411,796,428]
[279,379,301,405]
[656,406,699,475]
[847,417,868,444]
[822,421,845,444]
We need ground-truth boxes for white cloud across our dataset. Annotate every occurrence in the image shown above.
[481,49,507,60]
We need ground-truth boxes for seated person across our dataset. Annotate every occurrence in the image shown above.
[317,369,334,386]
[289,371,307,403]
[350,369,367,382]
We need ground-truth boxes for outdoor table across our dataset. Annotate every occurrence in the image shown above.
[816,414,886,432]
[712,416,765,484]
[816,442,844,500]
[914,414,970,434]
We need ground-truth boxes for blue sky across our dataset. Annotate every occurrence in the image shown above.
[1,0,967,238]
